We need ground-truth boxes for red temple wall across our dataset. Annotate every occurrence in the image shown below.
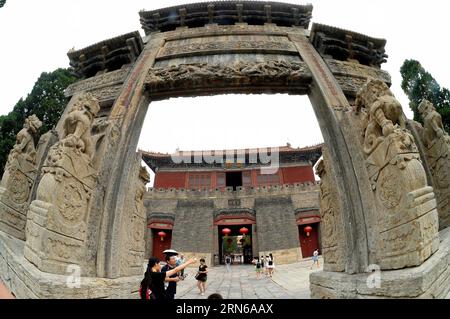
[153,171,187,189]
[153,165,315,189]
[281,166,315,184]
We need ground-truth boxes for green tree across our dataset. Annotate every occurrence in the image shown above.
[0,68,78,176]
[0,0,6,8]
[400,59,450,133]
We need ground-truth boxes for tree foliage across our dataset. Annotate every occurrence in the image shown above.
[0,0,6,8]
[400,59,450,133]
[0,68,78,176]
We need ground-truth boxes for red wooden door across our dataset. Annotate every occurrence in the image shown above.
[152,229,172,261]
[299,223,319,258]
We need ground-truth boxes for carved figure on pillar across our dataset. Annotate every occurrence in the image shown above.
[119,165,150,277]
[315,151,346,272]
[417,100,450,229]
[355,79,407,154]
[355,79,439,270]
[24,93,100,275]
[0,115,42,239]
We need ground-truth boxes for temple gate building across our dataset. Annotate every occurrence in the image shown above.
[143,144,322,265]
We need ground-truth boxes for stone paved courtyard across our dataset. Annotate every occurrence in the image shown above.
[175,257,323,299]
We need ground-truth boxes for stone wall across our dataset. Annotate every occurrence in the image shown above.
[145,182,319,265]
[254,196,300,252]
[171,199,215,259]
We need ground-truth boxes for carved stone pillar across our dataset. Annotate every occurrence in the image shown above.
[117,157,150,277]
[0,115,42,240]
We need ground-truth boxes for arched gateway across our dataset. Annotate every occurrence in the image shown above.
[1,1,449,299]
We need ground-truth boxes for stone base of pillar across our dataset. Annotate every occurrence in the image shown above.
[0,231,142,299]
[0,187,27,241]
[310,228,450,299]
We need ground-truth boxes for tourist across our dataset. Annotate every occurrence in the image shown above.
[195,258,208,296]
[252,257,262,279]
[207,293,223,299]
[260,255,266,277]
[225,255,232,272]
[267,253,275,277]
[310,249,320,269]
[0,281,15,299]
[140,256,197,300]
[162,252,181,300]
[265,255,271,277]
[176,254,186,279]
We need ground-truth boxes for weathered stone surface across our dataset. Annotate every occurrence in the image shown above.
[310,228,450,299]
[24,93,100,275]
[0,115,42,240]
[145,59,312,99]
[65,68,130,97]
[0,230,141,299]
[157,35,298,60]
[316,148,346,272]
[354,79,439,269]
[117,157,149,277]
[415,100,450,229]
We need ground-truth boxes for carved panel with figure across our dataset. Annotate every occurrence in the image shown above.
[0,115,42,240]
[24,93,99,275]
[354,79,439,269]
[415,100,450,229]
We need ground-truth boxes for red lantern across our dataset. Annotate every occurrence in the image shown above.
[222,228,231,236]
[304,226,313,237]
[157,231,167,241]
[239,227,249,235]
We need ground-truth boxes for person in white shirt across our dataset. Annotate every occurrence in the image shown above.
[310,249,320,269]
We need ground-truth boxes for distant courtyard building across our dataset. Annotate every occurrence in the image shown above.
[143,143,323,265]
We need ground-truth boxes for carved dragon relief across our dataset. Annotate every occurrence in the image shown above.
[145,60,312,94]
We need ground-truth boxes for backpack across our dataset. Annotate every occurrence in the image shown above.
[268,260,273,266]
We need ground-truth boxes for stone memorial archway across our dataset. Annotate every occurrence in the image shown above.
[1,1,449,298]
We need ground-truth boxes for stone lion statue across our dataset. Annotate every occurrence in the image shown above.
[7,114,42,166]
[61,93,100,160]
[418,99,448,148]
[355,78,407,154]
